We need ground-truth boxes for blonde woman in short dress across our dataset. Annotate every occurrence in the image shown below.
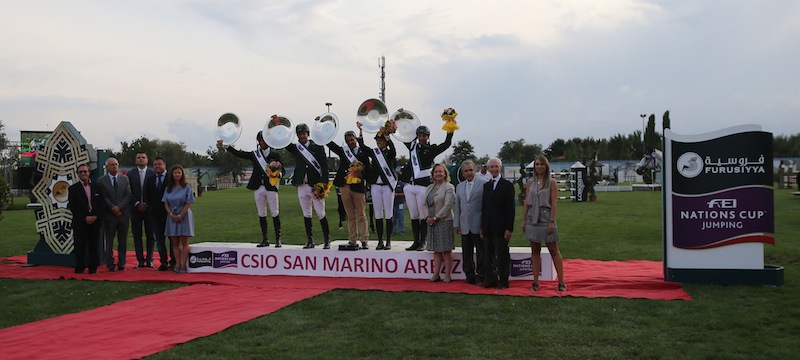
[522,155,566,292]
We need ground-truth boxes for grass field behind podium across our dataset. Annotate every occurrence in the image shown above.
[1,187,799,359]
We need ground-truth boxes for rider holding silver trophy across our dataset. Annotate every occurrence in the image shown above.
[216,113,283,248]
[285,115,333,249]
[328,117,372,250]
[399,108,456,251]
[355,99,399,251]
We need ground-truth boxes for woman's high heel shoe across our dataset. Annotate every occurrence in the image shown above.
[531,282,539,292]
[557,283,567,292]
[428,276,441,282]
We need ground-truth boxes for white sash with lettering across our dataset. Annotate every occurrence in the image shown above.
[410,140,430,179]
[343,146,358,165]
[373,147,397,189]
[253,148,270,173]
[297,142,323,176]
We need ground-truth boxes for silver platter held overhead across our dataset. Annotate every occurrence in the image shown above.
[263,115,294,149]
[390,109,421,143]
[215,113,242,145]
[311,112,339,144]
[356,98,388,134]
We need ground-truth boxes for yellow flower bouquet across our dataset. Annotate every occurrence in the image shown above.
[346,160,365,184]
[267,161,282,186]
[441,107,459,133]
[312,181,331,199]
[377,119,397,137]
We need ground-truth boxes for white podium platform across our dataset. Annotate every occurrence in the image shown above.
[187,241,555,281]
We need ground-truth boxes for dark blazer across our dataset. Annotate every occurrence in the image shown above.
[287,141,328,186]
[98,174,133,221]
[68,181,105,230]
[328,141,371,193]
[401,132,453,186]
[128,167,156,209]
[481,178,515,237]
[145,171,168,222]
[226,145,282,191]
[359,137,397,186]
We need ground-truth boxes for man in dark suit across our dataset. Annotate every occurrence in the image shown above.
[480,158,515,289]
[286,122,330,249]
[218,131,283,247]
[128,151,156,268]
[68,164,105,274]
[98,156,133,272]
[328,130,371,249]
[146,156,172,271]
[454,160,487,285]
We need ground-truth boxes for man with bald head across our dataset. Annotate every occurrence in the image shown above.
[98,156,133,272]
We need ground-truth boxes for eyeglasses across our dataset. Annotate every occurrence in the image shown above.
[78,170,89,173]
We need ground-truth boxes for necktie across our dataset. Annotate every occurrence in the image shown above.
[157,174,162,189]
[140,170,145,200]
[492,179,496,190]
[112,176,117,190]
[466,181,472,199]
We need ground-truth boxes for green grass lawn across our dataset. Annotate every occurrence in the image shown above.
[2,187,799,359]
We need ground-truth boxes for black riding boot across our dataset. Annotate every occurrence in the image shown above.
[375,219,385,250]
[406,219,421,251]
[320,216,331,249]
[303,217,315,249]
[384,219,393,250]
[417,220,427,251]
[257,217,269,247]
[273,215,282,247]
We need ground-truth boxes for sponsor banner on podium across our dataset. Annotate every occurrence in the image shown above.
[187,241,556,280]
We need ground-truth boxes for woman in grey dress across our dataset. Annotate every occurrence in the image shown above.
[522,155,566,292]
[162,164,195,273]
[424,163,455,283]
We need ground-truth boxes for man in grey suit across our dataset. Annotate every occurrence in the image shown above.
[453,160,487,285]
[98,156,133,272]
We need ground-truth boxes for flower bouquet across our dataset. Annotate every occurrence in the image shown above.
[312,181,331,199]
[377,119,397,137]
[346,160,365,184]
[441,107,459,133]
[267,161,282,186]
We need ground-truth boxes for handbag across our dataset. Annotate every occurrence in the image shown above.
[538,206,551,224]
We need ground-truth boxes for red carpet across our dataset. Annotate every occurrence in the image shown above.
[0,253,691,359]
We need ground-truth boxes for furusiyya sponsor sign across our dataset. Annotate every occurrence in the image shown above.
[665,125,774,270]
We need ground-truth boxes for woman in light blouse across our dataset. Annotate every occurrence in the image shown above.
[424,163,456,283]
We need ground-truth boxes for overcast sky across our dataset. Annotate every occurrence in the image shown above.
[2,0,799,160]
